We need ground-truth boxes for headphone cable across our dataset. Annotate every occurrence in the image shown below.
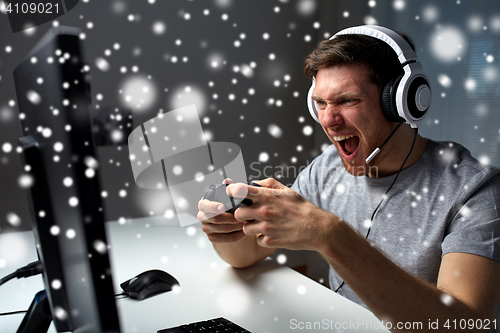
[335,128,418,293]
[0,310,28,316]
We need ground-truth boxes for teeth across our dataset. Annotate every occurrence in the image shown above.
[332,135,354,142]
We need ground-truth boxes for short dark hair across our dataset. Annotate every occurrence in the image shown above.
[303,32,416,92]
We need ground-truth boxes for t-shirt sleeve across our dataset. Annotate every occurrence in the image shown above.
[290,158,317,199]
[442,173,500,263]
[291,165,309,197]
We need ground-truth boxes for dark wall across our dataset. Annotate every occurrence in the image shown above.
[0,0,322,232]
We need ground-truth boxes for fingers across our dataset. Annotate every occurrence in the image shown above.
[198,199,226,214]
[226,179,288,202]
[241,220,262,236]
[198,178,269,246]
[197,208,239,224]
[222,178,234,185]
[201,220,246,234]
[200,214,247,244]
[226,182,263,203]
[256,234,270,248]
[206,230,247,244]
[257,178,287,190]
[197,179,234,218]
[197,180,234,219]
[199,178,290,226]
[233,205,259,223]
[240,225,274,249]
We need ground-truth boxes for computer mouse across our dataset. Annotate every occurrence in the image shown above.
[120,269,180,300]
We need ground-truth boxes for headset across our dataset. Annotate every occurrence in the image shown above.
[306,25,431,132]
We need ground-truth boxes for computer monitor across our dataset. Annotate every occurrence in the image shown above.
[13,26,121,333]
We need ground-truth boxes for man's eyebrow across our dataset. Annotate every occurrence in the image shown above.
[311,95,325,103]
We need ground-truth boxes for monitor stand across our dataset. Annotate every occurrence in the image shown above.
[17,290,52,333]
[16,135,67,333]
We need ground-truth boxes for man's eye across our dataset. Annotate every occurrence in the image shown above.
[343,99,359,105]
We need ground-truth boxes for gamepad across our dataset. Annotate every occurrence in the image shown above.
[202,182,262,213]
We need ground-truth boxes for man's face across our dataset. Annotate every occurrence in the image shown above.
[312,64,397,176]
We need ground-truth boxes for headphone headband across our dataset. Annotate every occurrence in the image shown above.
[332,25,417,64]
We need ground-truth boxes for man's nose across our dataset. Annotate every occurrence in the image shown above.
[320,106,343,129]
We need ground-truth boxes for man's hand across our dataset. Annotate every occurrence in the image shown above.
[197,179,248,244]
[228,178,334,251]
[197,178,278,268]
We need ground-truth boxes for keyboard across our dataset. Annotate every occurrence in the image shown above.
[157,317,251,333]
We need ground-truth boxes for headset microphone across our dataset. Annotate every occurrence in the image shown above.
[365,122,403,164]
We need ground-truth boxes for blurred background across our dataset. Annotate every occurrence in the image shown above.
[1,0,500,284]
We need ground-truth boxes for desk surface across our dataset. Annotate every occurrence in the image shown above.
[0,214,388,332]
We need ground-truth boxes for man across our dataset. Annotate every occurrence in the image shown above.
[198,25,500,331]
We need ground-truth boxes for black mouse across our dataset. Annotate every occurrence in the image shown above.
[120,269,180,300]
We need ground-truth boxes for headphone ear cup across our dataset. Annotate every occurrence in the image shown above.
[380,75,405,123]
[307,79,320,123]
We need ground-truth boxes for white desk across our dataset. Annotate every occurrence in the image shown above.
[0,214,388,332]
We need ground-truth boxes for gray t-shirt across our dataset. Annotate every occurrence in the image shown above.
[291,139,500,308]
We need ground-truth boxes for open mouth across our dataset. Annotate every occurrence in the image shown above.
[333,135,360,156]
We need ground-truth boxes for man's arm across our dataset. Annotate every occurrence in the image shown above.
[212,234,276,268]
[318,215,500,332]
[438,253,500,323]
[234,178,500,332]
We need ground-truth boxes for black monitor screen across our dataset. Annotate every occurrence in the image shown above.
[13,26,121,333]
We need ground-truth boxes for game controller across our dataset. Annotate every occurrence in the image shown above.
[202,182,262,213]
